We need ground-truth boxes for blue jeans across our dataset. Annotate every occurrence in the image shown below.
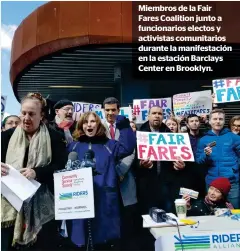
[227,182,240,209]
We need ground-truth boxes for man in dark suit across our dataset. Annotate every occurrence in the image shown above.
[103,97,137,250]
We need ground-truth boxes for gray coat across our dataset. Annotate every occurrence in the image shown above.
[104,122,137,206]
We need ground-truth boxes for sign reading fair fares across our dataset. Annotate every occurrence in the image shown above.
[173,90,212,117]
[137,131,194,162]
[133,98,172,124]
[212,78,240,103]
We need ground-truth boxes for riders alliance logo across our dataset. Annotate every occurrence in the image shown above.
[174,234,210,250]
[59,191,88,200]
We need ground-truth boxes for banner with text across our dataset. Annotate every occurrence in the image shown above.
[95,107,132,122]
[137,131,194,162]
[173,90,212,117]
[72,102,101,121]
[54,168,95,220]
[156,231,240,251]
[133,98,172,124]
[212,78,240,103]
[1,96,7,116]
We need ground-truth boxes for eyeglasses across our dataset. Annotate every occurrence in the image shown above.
[233,124,240,128]
[61,107,74,112]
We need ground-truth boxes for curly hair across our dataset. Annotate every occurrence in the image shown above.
[73,112,106,140]
[21,92,47,112]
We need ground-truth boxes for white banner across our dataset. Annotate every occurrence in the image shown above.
[95,107,132,122]
[72,102,101,121]
[136,131,194,162]
[156,231,240,251]
[54,168,95,220]
[1,96,7,115]
[212,78,240,103]
[173,90,212,117]
[133,98,172,124]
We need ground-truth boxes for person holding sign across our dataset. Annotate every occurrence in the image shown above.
[196,109,240,209]
[138,106,187,213]
[66,111,136,250]
[102,97,138,250]
[1,93,67,250]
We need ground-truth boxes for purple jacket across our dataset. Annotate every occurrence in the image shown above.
[67,115,136,246]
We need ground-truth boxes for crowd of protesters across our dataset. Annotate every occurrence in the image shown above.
[1,92,239,251]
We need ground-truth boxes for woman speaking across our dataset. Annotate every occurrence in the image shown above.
[1,93,67,250]
[67,111,136,250]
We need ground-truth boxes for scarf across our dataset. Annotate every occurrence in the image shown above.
[55,115,73,144]
[204,196,234,210]
[1,124,55,246]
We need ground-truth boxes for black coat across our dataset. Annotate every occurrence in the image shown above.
[136,121,195,214]
[1,127,68,193]
[188,199,229,216]
[48,120,76,142]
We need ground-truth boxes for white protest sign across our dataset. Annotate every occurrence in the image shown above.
[72,102,101,121]
[133,98,172,124]
[54,168,95,220]
[173,90,212,117]
[1,96,7,115]
[212,78,240,103]
[95,107,132,122]
[1,165,41,212]
[136,131,194,162]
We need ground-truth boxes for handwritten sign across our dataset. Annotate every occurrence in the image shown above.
[212,78,240,103]
[1,96,7,116]
[54,168,95,220]
[72,102,101,121]
[173,90,212,117]
[133,98,172,124]
[136,131,194,162]
[95,107,132,122]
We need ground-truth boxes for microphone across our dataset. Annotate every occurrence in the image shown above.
[149,207,177,223]
[65,152,81,170]
[80,150,101,176]
[56,150,100,176]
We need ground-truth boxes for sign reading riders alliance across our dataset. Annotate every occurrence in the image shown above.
[174,233,240,251]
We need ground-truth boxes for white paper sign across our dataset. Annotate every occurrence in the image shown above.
[95,107,132,122]
[173,90,212,117]
[72,102,101,121]
[133,98,172,124]
[212,78,240,103]
[54,168,95,220]
[1,165,41,212]
[137,131,194,162]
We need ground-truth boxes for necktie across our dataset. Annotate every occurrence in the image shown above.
[110,124,115,139]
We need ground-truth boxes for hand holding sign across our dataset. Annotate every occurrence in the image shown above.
[1,163,9,176]
[140,158,153,169]
[173,157,185,170]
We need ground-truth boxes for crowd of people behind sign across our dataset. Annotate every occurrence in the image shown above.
[1,92,240,251]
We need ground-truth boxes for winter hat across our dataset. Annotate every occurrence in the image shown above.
[210,177,231,196]
[53,99,73,110]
